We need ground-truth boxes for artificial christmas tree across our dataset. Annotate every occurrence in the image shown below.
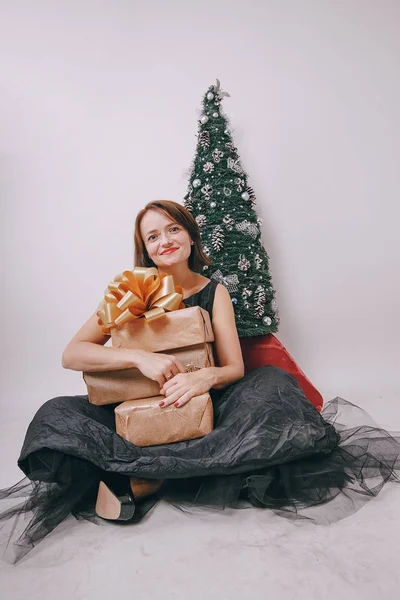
[184,79,279,338]
[184,80,324,411]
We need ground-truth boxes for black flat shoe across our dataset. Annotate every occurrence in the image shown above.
[95,476,135,521]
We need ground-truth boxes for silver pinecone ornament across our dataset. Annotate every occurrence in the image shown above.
[254,285,266,318]
[211,225,225,251]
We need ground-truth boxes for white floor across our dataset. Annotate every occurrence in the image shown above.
[1,488,400,600]
[1,396,400,600]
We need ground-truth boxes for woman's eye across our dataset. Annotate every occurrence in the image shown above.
[148,227,179,242]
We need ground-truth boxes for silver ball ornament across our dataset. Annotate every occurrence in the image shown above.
[193,178,201,188]
[200,115,209,124]
[213,112,219,118]
[207,92,214,100]
[210,202,216,208]
[263,316,272,326]
[241,191,250,201]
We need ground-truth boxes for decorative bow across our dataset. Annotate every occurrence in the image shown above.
[227,157,245,175]
[235,220,259,239]
[211,269,239,293]
[97,267,184,334]
[213,78,231,99]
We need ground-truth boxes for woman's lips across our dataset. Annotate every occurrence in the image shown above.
[161,248,178,255]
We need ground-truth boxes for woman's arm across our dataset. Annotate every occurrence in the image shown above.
[63,283,244,389]
[61,313,140,372]
[207,283,245,389]
[62,313,187,386]
[159,284,244,407]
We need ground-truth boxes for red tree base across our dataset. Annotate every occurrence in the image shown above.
[239,334,323,413]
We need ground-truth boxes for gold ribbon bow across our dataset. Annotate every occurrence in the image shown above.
[97,267,184,334]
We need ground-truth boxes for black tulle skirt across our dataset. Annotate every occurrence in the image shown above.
[1,366,399,563]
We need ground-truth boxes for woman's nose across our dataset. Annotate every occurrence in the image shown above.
[160,232,172,245]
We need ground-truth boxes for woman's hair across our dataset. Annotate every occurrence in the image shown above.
[134,200,212,272]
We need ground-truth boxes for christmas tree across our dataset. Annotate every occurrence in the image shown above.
[184,79,279,338]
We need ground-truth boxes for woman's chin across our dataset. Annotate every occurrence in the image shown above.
[156,257,181,269]
[157,252,188,268]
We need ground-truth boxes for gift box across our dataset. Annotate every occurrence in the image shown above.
[115,392,214,447]
[94,267,214,353]
[84,342,215,406]
[85,267,216,406]
[111,305,213,353]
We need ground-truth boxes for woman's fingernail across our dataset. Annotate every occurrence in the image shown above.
[159,401,165,407]
[174,402,179,408]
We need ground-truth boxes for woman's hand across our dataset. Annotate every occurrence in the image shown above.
[133,350,187,389]
[158,368,216,408]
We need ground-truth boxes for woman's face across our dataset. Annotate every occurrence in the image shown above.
[140,209,193,269]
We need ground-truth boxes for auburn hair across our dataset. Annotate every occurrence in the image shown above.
[134,200,212,273]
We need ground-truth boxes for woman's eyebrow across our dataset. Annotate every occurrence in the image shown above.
[146,222,176,236]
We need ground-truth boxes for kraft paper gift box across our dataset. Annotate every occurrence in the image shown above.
[115,392,214,446]
[84,268,216,406]
[110,305,214,353]
[95,267,214,354]
[84,342,215,406]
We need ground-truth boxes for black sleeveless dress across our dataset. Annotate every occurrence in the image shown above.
[1,279,399,563]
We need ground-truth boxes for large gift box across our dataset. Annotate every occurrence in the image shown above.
[85,267,215,406]
[115,392,214,446]
[84,342,215,405]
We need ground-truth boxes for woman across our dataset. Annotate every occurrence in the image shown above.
[62,199,245,516]
[1,200,399,562]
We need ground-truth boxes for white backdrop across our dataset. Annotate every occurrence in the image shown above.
[1,0,399,482]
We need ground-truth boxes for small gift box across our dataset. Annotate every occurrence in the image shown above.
[115,392,214,447]
[84,342,215,406]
